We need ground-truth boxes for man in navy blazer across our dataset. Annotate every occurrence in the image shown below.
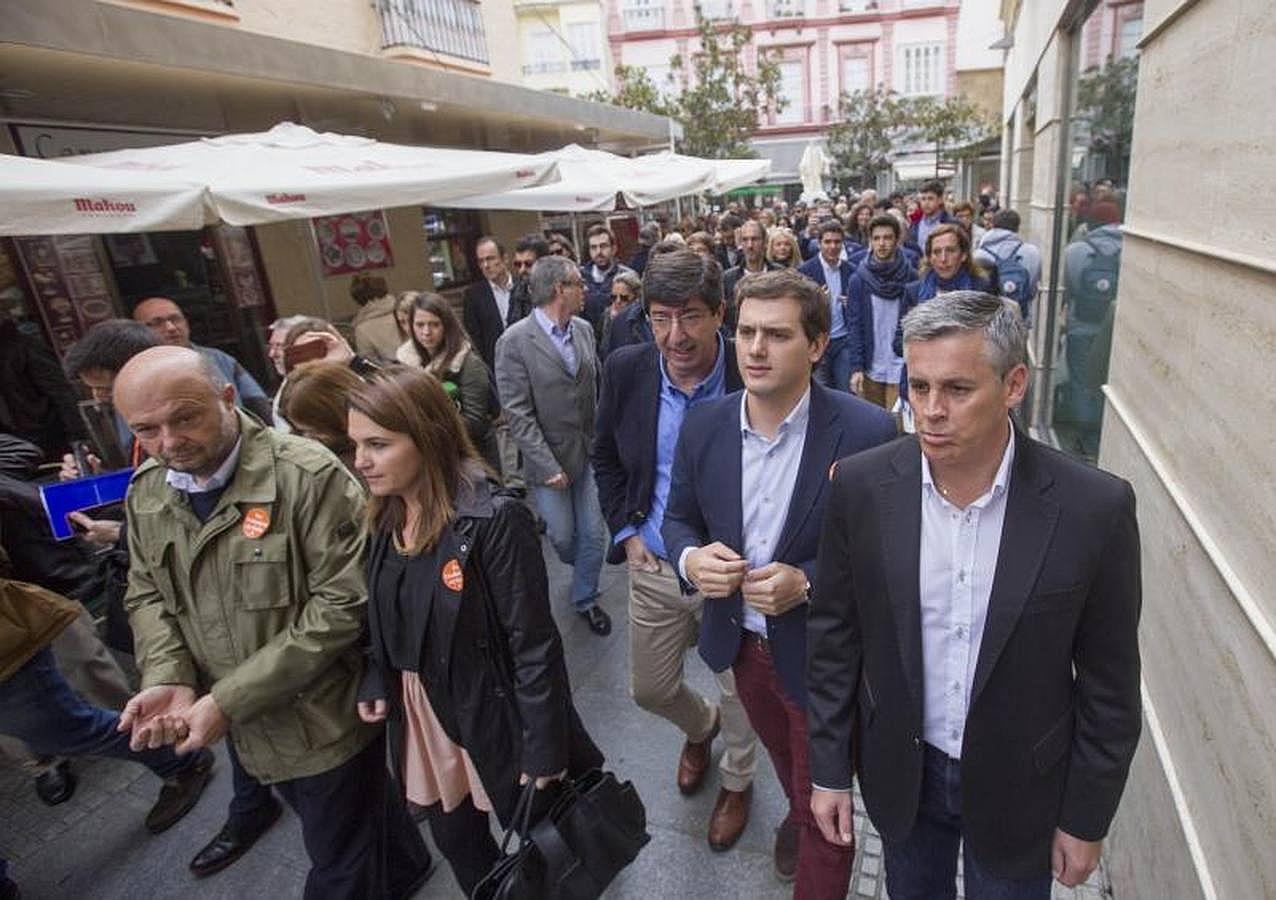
[798,220,857,394]
[663,269,895,896]
[592,246,759,853]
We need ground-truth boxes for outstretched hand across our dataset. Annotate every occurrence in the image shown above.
[118,684,197,751]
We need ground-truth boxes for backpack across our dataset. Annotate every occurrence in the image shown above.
[1072,237,1121,323]
[991,240,1035,318]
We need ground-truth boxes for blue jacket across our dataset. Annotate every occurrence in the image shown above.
[798,255,856,337]
[661,382,897,705]
[906,210,954,251]
[846,256,918,375]
[592,340,743,565]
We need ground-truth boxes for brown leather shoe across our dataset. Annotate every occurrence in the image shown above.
[676,711,720,795]
[774,820,799,883]
[707,785,752,851]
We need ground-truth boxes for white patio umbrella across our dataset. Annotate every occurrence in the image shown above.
[449,144,719,212]
[0,152,213,235]
[58,122,561,226]
[646,151,771,194]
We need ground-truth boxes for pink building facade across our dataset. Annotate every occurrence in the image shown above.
[605,0,961,188]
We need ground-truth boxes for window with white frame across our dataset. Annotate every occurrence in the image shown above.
[841,53,870,96]
[775,59,805,124]
[524,28,563,75]
[566,22,602,70]
[897,42,944,96]
[1118,16,1142,58]
[696,0,733,20]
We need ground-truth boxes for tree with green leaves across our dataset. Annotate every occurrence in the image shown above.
[582,14,783,159]
[909,93,997,177]
[824,87,912,191]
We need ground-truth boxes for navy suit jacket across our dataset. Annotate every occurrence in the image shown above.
[592,340,743,565]
[798,256,855,332]
[661,382,896,705]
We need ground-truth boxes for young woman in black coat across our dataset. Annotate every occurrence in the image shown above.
[348,365,602,894]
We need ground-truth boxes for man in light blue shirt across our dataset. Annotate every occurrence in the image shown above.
[592,246,759,851]
[798,221,856,392]
[496,256,611,635]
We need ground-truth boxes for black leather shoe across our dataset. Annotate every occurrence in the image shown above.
[189,798,283,878]
[146,747,215,834]
[579,605,612,636]
[34,759,76,806]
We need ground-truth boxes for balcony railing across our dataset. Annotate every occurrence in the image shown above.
[621,4,666,31]
[769,0,807,18]
[695,0,735,19]
[378,0,489,66]
[571,58,602,71]
[838,0,876,11]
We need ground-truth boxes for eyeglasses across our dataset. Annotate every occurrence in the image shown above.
[648,310,709,330]
[610,293,633,302]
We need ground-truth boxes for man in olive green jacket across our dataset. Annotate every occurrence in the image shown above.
[114,346,430,897]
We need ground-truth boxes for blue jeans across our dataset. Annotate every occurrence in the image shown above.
[532,464,605,612]
[0,646,190,781]
[884,743,1053,900]
[818,333,854,392]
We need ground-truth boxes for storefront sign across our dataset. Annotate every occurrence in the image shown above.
[12,235,117,354]
[312,210,394,277]
[9,123,205,159]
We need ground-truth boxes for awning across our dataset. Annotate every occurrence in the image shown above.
[53,122,561,227]
[0,152,213,235]
[448,145,770,212]
[893,156,942,182]
[447,144,717,212]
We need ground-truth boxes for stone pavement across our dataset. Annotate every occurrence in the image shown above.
[2,544,1110,899]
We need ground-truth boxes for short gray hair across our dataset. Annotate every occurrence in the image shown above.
[613,270,643,297]
[529,255,578,307]
[901,290,1027,377]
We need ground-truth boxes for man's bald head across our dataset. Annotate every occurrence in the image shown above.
[115,346,239,479]
[133,297,191,347]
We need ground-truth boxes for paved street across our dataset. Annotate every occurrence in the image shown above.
[2,543,1110,899]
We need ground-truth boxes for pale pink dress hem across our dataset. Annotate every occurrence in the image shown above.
[400,670,492,813]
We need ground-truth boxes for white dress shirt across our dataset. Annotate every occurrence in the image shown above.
[919,421,1015,759]
[490,276,512,324]
[678,389,811,636]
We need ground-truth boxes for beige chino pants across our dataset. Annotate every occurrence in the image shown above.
[628,559,757,792]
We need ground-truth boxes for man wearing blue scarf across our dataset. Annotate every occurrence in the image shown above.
[848,214,917,410]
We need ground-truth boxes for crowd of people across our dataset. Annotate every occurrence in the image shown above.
[0,178,1141,900]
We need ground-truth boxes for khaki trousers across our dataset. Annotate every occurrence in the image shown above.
[861,376,900,411]
[628,559,757,792]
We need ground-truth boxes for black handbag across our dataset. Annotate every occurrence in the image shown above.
[471,768,650,900]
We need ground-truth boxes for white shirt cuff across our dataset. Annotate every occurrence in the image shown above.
[811,783,853,793]
[677,546,697,583]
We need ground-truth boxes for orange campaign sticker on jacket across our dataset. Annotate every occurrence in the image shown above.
[441,559,464,592]
[242,507,271,539]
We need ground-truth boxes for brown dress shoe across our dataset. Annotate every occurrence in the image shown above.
[676,711,720,795]
[707,785,752,851]
[774,820,799,883]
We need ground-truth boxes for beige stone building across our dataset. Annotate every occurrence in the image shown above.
[0,0,671,386]
[998,0,1276,896]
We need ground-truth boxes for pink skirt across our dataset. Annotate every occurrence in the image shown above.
[400,670,492,812]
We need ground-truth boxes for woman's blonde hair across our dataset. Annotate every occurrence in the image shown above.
[766,227,801,269]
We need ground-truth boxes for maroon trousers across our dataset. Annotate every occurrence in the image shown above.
[733,633,854,900]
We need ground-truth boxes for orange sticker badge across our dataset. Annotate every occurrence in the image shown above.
[442,559,464,592]
[242,507,271,539]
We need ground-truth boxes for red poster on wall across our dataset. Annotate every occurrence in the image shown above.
[312,210,394,277]
[13,235,117,355]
